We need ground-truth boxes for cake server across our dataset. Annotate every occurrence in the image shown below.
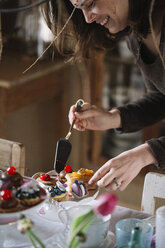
[54,99,84,173]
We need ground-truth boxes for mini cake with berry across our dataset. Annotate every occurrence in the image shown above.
[36,173,57,186]
[57,165,73,184]
[1,166,23,189]
[77,168,97,190]
[65,172,83,193]
[71,180,88,198]
[16,180,41,206]
[0,173,13,190]
[47,181,67,202]
[0,189,19,213]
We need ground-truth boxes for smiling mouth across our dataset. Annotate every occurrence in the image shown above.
[100,16,109,26]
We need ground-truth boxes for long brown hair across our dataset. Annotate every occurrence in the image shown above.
[42,0,165,60]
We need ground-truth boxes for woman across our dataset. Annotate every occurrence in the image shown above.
[43,0,165,191]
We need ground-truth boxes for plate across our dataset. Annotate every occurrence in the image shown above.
[32,170,99,202]
[0,177,47,222]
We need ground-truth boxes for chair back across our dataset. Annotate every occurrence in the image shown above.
[141,172,165,214]
[0,138,25,175]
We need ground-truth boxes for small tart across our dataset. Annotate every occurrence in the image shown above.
[77,168,94,181]
[71,180,88,198]
[1,171,23,188]
[20,196,41,206]
[49,193,67,202]
[16,180,41,206]
[77,168,97,190]
[0,197,20,213]
[47,182,67,202]
[36,175,57,186]
[65,172,82,193]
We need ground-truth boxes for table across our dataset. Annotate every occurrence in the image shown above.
[0,204,151,248]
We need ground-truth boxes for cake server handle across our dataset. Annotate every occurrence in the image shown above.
[65,99,84,140]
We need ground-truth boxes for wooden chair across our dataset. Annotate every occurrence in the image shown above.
[0,138,25,175]
[141,172,165,214]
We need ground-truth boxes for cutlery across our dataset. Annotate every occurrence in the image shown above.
[54,99,84,173]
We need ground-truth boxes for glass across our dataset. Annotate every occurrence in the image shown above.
[156,206,165,248]
[58,205,111,248]
[115,218,153,248]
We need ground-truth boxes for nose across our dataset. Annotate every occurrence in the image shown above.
[83,10,96,23]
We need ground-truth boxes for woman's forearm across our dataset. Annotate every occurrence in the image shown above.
[108,108,122,129]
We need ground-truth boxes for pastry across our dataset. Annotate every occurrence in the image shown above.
[0,173,13,190]
[77,168,97,190]
[71,180,88,198]
[0,189,19,213]
[36,173,57,186]
[16,180,41,206]
[47,181,67,202]
[1,166,23,188]
[57,165,73,183]
[65,172,82,193]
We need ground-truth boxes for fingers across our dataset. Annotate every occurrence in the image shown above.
[88,161,111,185]
[75,104,98,120]
[68,102,91,130]
[68,105,76,125]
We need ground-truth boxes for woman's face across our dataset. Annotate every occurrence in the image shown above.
[69,0,129,34]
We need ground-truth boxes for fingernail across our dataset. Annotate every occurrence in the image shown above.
[88,180,93,185]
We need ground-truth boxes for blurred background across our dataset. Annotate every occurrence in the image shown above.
[0,0,164,209]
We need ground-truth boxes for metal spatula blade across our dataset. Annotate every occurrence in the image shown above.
[54,99,84,173]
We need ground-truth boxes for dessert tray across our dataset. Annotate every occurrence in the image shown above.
[32,170,99,201]
[0,176,47,221]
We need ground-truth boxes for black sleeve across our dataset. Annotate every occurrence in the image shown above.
[116,79,165,133]
[147,137,165,170]
[115,78,165,170]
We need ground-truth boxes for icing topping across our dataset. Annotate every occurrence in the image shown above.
[16,181,40,200]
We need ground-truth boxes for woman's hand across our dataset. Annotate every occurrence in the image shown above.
[68,102,121,131]
[89,143,157,191]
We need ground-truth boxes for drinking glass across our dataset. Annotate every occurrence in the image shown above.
[115,218,153,248]
[58,205,111,248]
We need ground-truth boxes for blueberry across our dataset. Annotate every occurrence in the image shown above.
[50,192,56,197]
[55,187,61,195]
[16,193,24,200]
[25,192,31,199]
[31,193,36,198]
[36,191,40,197]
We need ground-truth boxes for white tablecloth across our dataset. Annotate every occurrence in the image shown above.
[0,205,151,248]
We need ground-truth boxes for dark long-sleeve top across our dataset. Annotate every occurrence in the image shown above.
[116,17,165,169]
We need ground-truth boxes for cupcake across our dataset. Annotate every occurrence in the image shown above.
[47,181,67,202]
[16,180,41,206]
[0,172,13,190]
[0,189,19,213]
[71,180,88,198]
[2,166,23,188]
[57,165,73,184]
[36,173,57,186]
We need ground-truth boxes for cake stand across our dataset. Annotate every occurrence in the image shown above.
[0,177,47,248]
